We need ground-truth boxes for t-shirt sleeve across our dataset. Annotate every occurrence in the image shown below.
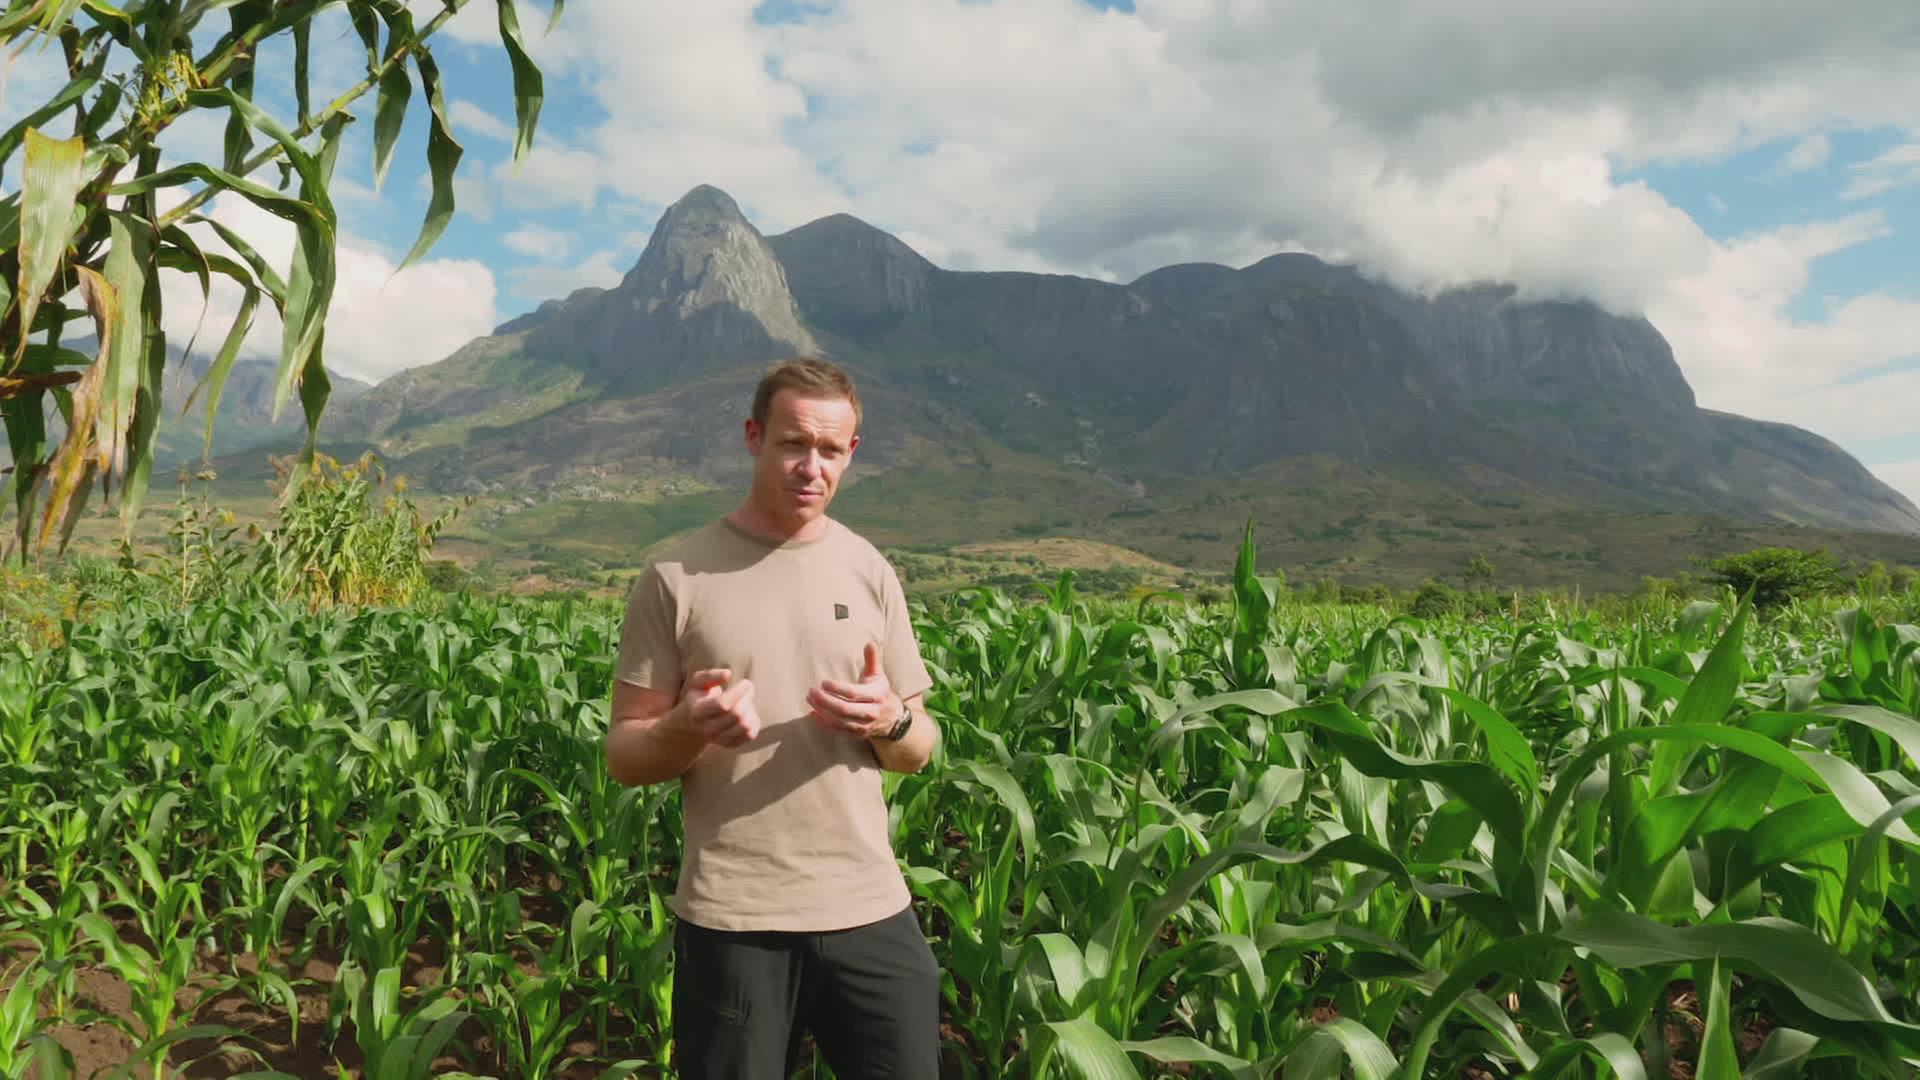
[615,565,681,692]
[880,559,934,701]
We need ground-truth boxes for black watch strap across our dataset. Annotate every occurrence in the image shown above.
[880,704,913,741]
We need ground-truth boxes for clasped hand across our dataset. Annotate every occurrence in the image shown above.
[669,643,899,749]
[806,642,902,739]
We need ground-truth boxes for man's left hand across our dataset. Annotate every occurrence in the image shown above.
[808,643,902,739]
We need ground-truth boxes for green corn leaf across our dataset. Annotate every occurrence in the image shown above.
[3,341,54,550]
[1132,835,1411,972]
[372,5,415,191]
[347,1,380,69]
[190,212,289,300]
[113,163,324,249]
[0,2,49,35]
[588,1064,653,1080]
[157,224,213,361]
[1698,957,1742,1080]
[30,1033,76,1080]
[1795,750,1920,845]
[1437,687,1538,789]
[1573,664,1694,703]
[1117,1036,1258,1080]
[96,1025,285,1080]
[14,129,91,368]
[173,254,260,456]
[172,88,337,425]
[496,0,544,161]
[1026,933,1094,1015]
[954,760,1038,860]
[114,289,166,536]
[94,212,151,492]
[1557,911,1911,1026]
[1721,794,1860,899]
[1818,704,1920,771]
[1651,591,1751,793]
[222,3,259,173]
[1031,1018,1141,1080]
[39,0,88,37]
[1281,1018,1397,1080]
[1293,701,1525,879]
[1529,1034,1646,1080]
[1610,759,1779,911]
[1404,909,1918,1077]
[1530,723,1827,930]
[1834,793,1920,949]
[293,17,312,127]
[1741,1028,1820,1078]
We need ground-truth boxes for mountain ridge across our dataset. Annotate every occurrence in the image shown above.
[308,184,1919,541]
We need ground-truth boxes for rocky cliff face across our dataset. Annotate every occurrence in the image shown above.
[522,185,818,391]
[324,184,1920,537]
[769,214,937,334]
[763,206,1916,532]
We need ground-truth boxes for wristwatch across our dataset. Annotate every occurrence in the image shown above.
[878,703,913,742]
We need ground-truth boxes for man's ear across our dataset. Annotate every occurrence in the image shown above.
[744,418,762,454]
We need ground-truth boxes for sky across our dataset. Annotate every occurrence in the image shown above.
[3,0,1918,510]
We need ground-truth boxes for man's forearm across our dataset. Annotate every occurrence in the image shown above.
[606,705,710,786]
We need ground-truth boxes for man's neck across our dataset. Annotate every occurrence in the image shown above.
[727,502,828,545]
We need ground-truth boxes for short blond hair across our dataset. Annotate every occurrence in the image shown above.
[752,357,861,430]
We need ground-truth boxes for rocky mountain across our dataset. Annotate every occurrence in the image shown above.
[304,183,1920,538]
[1,344,372,471]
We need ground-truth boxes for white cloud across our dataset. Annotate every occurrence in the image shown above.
[507,250,624,302]
[1843,142,1920,200]
[1872,459,1920,511]
[160,191,498,386]
[450,99,516,143]
[489,0,1918,491]
[502,223,574,261]
[7,0,1919,493]
[1778,133,1832,173]
[486,138,609,211]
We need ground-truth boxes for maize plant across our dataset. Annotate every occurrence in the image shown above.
[0,528,1916,1076]
[0,0,549,563]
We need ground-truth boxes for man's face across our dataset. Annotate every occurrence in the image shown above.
[745,389,860,524]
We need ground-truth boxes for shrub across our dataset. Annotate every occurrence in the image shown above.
[1703,546,1844,608]
[1408,579,1461,619]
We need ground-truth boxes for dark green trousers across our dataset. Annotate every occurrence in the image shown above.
[670,903,943,1079]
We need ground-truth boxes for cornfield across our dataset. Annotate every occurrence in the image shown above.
[2,530,1917,1078]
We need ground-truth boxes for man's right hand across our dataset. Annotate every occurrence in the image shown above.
[606,668,761,786]
[667,668,761,748]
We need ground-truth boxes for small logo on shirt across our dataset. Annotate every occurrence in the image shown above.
[834,603,849,620]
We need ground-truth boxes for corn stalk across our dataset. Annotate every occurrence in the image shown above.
[0,0,552,564]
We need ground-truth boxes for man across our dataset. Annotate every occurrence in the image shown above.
[604,357,943,1079]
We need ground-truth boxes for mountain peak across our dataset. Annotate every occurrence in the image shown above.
[656,183,749,227]
[767,213,937,333]
[516,183,816,388]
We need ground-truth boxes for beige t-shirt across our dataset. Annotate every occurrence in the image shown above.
[614,514,934,933]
